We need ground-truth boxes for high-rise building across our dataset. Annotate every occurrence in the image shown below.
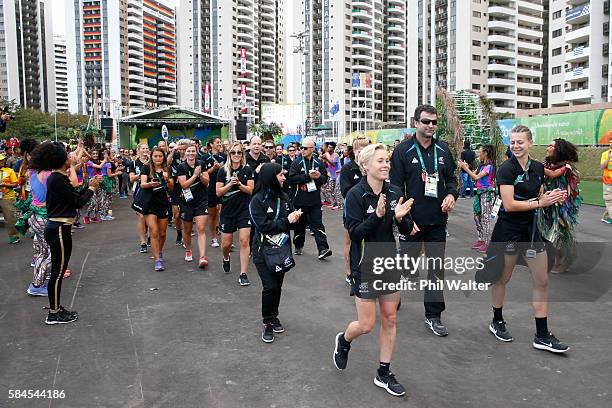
[548,0,612,107]
[66,0,177,117]
[0,0,55,111]
[301,0,408,139]
[177,0,286,122]
[54,35,69,112]
[411,0,546,116]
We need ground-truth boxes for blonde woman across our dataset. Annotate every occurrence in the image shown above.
[216,142,255,286]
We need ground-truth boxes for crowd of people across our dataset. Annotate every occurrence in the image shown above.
[1,102,607,398]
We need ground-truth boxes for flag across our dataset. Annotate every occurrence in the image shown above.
[329,101,339,116]
[352,73,360,88]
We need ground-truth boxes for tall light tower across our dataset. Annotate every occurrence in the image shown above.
[291,31,308,137]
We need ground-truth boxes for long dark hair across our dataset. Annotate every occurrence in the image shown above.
[149,147,168,179]
[552,138,579,163]
[480,144,496,176]
[254,163,288,201]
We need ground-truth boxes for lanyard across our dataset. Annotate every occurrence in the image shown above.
[514,159,532,185]
[273,198,280,221]
[302,157,317,173]
[414,142,437,176]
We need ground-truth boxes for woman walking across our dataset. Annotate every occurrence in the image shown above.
[140,147,173,271]
[177,144,210,268]
[129,144,150,253]
[485,125,569,352]
[459,144,496,253]
[100,149,121,221]
[29,142,100,324]
[85,150,104,224]
[216,142,254,286]
[540,139,581,274]
[249,163,303,343]
[332,144,414,397]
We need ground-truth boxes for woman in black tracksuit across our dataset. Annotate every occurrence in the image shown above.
[332,143,414,397]
[29,142,101,325]
[249,163,303,344]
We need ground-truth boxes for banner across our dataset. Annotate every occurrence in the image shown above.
[204,83,210,113]
[240,48,247,76]
[497,109,612,146]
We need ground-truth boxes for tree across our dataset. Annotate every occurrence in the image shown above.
[2,107,89,141]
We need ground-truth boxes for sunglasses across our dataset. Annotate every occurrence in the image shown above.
[230,151,243,156]
[264,145,275,149]
[301,146,313,150]
[288,149,295,152]
[420,119,438,126]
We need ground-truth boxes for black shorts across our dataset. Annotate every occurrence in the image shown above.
[220,213,251,233]
[144,205,169,219]
[349,274,398,300]
[180,203,209,222]
[170,189,182,206]
[496,218,545,256]
[208,193,220,208]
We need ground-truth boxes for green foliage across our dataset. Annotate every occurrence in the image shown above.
[2,106,89,142]
[249,122,283,142]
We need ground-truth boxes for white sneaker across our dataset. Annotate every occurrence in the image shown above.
[211,238,220,248]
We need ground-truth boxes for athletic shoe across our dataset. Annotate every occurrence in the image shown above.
[140,244,148,253]
[185,251,193,262]
[489,320,513,342]
[318,248,332,260]
[63,269,72,279]
[533,332,570,353]
[262,324,274,343]
[294,247,303,255]
[159,252,164,262]
[238,273,250,286]
[30,257,36,267]
[119,194,127,199]
[223,257,231,273]
[309,230,315,236]
[374,371,406,397]
[198,256,208,269]
[476,242,488,253]
[105,215,115,221]
[471,240,484,249]
[211,238,220,248]
[73,222,85,229]
[332,332,351,370]
[8,236,20,244]
[345,275,351,285]
[45,308,79,325]
[271,318,285,333]
[601,218,612,224]
[175,238,183,246]
[154,260,164,272]
[26,283,48,297]
[424,317,449,337]
[83,216,91,224]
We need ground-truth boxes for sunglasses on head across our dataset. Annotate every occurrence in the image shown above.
[230,151,243,156]
[288,148,295,152]
[420,119,437,126]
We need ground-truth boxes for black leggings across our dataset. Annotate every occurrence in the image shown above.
[255,262,285,324]
[44,223,72,312]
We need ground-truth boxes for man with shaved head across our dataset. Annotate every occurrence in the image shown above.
[245,136,270,185]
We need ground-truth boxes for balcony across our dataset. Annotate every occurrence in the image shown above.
[517,40,543,52]
[516,81,542,91]
[565,45,589,63]
[487,77,516,87]
[566,4,590,25]
[488,20,516,31]
[488,5,515,17]
[516,66,541,78]
[488,62,516,73]
[489,48,515,59]
[517,26,543,39]
[488,91,516,100]
[565,66,590,82]
[516,94,542,104]
[489,34,515,45]
[564,87,591,102]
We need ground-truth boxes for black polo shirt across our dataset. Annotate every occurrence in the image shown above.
[176,159,208,207]
[497,155,544,224]
[245,151,270,184]
[216,165,253,217]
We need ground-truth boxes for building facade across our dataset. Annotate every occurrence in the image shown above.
[54,35,69,112]
[0,0,55,111]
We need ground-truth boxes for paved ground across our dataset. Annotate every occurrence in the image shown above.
[1,198,611,408]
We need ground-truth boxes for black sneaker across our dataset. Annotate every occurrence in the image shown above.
[374,371,406,397]
[271,318,285,333]
[223,258,231,273]
[424,317,448,337]
[140,243,148,253]
[45,308,79,325]
[332,332,351,370]
[318,248,332,260]
[533,332,570,353]
[58,306,78,318]
[175,238,183,246]
[489,320,513,342]
[262,324,274,343]
[238,273,250,286]
[295,247,303,255]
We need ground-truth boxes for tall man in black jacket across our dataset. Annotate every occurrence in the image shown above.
[390,104,458,337]
[288,137,332,259]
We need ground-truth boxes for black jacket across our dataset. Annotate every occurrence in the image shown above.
[390,138,458,226]
[344,178,413,278]
[339,160,362,198]
[46,171,94,219]
[287,155,328,206]
[245,152,270,184]
[249,191,294,264]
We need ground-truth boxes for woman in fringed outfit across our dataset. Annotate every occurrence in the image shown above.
[539,139,581,274]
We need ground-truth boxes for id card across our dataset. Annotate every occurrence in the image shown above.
[424,174,438,198]
[525,249,537,259]
[491,197,502,218]
[182,188,194,202]
[306,180,317,192]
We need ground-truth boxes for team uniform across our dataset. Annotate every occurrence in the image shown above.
[205,152,227,208]
[217,165,254,233]
[140,165,171,219]
[169,157,185,206]
[338,160,363,199]
[245,152,270,185]
[176,160,209,221]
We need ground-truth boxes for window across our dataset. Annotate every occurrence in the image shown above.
[552,28,562,38]
[473,40,481,46]
[472,69,481,75]
[552,66,561,74]
[552,47,562,56]
[473,11,481,18]
[553,10,562,20]
[472,54,481,61]
[472,84,480,90]
[472,25,481,33]
[552,85,561,93]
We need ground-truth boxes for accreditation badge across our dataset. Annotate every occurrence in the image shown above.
[424,173,438,198]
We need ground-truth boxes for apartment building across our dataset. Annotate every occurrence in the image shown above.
[67,0,176,117]
[301,0,408,139]
[177,0,286,123]
[0,0,55,111]
[548,0,612,106]
[54,35,69,112]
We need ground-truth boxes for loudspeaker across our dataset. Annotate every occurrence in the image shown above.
[235,118,247,140]
[100,118,114,142]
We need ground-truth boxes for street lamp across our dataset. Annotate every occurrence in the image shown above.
[291,30,308,138]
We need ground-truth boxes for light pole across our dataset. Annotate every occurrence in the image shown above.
[291,30,308,138]
[54,111,57,142]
